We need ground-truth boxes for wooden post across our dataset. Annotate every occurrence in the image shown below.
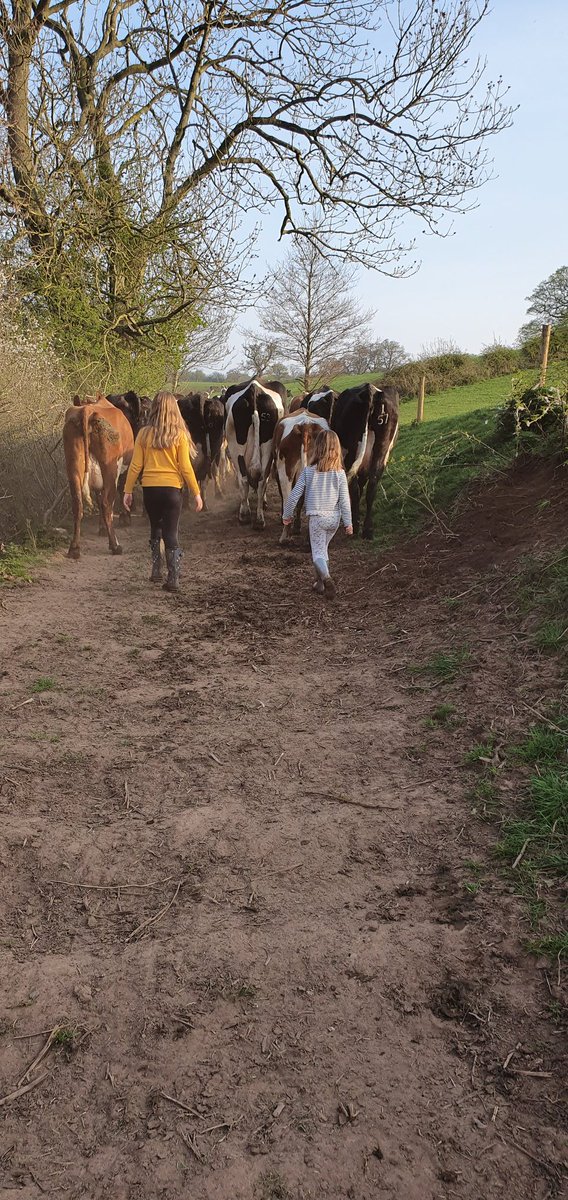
[539,323,552,387]
[416,374,426,423]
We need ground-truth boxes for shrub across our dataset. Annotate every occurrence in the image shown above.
[495,384,568,441]
[480,343,521,377]
[385,352,485,399]
[0,292,68,543]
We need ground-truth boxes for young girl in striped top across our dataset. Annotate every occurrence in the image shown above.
[282,429,352,599]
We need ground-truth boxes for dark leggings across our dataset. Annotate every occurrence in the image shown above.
[143,486,183,550]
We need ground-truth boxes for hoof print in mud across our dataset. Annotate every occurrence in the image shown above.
[430,978,471,1022]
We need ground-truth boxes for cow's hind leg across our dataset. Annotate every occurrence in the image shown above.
[117,470,132,526]
[237,456,251,523]
[96,489,106,536]
[67,474,83,559]
[362,471,380,540]
[350,476,361,538]
[100,469,122,554]
[254,477,268,530]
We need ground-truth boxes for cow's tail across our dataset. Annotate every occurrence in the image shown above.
[250,407,261,479]
[80,404,92,508]
[300,421,312,470]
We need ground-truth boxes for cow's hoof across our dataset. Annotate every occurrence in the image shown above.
[110,544,123,555]
[238,511,251,525]
[362,528,373,541]
[67,547,80,560]
[253,519,265,531]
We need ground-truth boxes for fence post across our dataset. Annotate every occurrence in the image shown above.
[416,374,426,423]
[539,323,552,387]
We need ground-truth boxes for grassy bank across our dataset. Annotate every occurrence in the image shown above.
[375,365,568,545]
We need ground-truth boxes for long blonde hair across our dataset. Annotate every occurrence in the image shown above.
[143,391,192,451]
[310,429,343,472]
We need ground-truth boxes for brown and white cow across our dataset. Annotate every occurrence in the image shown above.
[224,378,286,528]
[272,409,329,544]
[63,393,134,559]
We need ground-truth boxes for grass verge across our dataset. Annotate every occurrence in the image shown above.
[468,715,568,959]
[0,541,47,584]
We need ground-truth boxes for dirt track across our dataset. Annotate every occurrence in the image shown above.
[0,473,566,1200]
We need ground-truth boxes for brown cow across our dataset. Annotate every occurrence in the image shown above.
[63,393,134,559]
[272,409,330,545]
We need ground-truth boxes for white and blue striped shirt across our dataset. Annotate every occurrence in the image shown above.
[283,466,352,527]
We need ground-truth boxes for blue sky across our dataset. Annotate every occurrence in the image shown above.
[219,1,568,368]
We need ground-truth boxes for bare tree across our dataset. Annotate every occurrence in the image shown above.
[257,240,373,389]
[241,336,280,378]
[348,339,408,373]
[0,0,512,369]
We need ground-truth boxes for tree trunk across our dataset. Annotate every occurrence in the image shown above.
[6,0,50,251]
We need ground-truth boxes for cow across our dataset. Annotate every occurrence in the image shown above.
[176,392,225,508]
[272,409,330,544]
[106,391,151,437]
[63,392,134,559]
[331,383,399,539]
[224,378,285,527]
[106,392,151,519]
[289,387,338,417]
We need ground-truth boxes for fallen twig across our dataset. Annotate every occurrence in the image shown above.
[511,1069,553,1078]
[8,697,34,711]
[520,703,568,737]
[0,1071,49,1108]
[304,790,400,811]
[400,779,441,791]
[512,838,530,870]
[178,1128,205,1164]
[46,876,176,891]
[502,1044,521,1071]
[208,751,224,765]
[498,1134,566,1178]
[126,879,183,942]
[13,1028,54,1040]
[159,1091,202,1118]
[18,1025,62,1087]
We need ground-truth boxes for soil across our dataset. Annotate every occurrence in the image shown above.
[1,463,567,1200]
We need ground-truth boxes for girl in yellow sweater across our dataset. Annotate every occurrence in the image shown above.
[123,391,203,592]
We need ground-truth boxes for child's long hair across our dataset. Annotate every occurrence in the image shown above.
[310,429,343,472]
[143,391,192,451]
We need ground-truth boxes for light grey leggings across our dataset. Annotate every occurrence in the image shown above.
[309,514,340,579]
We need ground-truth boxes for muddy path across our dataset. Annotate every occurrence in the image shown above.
[0,474,566,1200]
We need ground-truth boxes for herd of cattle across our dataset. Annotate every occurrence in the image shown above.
[62,379,400,559]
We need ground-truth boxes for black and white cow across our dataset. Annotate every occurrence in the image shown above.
[331,383,399,539]
[177,392,225,508]
[224,378,286,528]
[107,391,151,436]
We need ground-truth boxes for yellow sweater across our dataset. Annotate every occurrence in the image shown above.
[124,428,200,495]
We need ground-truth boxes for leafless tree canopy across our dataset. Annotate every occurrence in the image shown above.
[0,0,511,360]
[257,239,373,388]
[348,338,408,373]
[241,336,280,377]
